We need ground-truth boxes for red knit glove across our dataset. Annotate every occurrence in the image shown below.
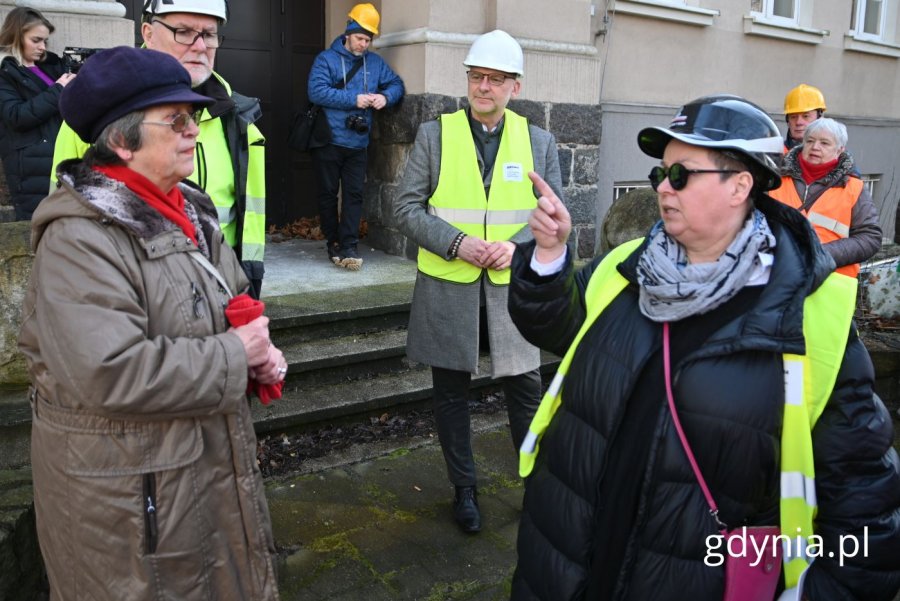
[225,294,283,405]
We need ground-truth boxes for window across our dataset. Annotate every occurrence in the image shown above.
[844,0,900,56]
[751,0,798,24]
[613,181,652,201]
[853,0,885,40]
[744,0,827,44]
[860,174,880,198]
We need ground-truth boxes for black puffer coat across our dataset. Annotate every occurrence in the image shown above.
[508,195,900,600]
[0,52,65,220]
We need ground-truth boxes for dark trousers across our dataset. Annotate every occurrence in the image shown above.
[311,144,367,251]
[431,365,542,487]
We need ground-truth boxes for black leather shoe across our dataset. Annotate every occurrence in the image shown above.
[453,486,481,533]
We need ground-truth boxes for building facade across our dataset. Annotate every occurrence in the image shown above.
[3,0,896,244]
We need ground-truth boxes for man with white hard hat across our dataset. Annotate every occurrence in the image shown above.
[49,0,268,299]
[394,29,563,534]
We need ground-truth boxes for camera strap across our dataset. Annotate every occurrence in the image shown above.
[336,59,364,91]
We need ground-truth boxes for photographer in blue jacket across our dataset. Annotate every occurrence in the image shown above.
[308,2,404,270]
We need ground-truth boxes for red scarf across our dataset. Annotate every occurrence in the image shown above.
[798,153,838,185]
[94,165,197,244]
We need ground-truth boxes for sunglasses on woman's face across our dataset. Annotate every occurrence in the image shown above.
[648,163,739,191]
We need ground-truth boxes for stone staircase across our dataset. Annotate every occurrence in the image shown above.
[254,281,559,433]
[0,279,561,471]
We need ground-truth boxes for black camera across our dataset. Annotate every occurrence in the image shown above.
[62,47,102,74]
[345,114,369,134]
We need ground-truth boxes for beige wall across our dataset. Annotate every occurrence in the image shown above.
[593,0,900,240]
[596,0,900,119]
[0,0,132,52]
[370,0,601,104]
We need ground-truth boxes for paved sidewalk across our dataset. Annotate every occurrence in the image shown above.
[268,414,522,601]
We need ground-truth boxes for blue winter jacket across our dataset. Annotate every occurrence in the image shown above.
[308,36,404,149]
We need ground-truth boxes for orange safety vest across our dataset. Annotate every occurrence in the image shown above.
[769,177,864,278]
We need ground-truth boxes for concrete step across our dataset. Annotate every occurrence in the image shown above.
[265,282,413,343]
[251,351,562,436]
[282,328,408,380]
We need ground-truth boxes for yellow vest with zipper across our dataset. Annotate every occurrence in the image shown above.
[418,109,535,285]
[518,239,857,592]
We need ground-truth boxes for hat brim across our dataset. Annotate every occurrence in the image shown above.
[88,84,215,143]
[638,127,784,159]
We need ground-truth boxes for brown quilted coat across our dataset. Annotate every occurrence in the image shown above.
[18,161,280,601]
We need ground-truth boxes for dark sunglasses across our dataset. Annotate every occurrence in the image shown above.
[648,163,739,191]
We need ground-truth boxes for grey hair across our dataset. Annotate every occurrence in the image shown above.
[83,111,146,167]
[803,117,848,149]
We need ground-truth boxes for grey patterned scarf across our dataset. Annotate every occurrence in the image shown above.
[636,209,776,322]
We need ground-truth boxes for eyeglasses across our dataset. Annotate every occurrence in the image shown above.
[152,19,223,48]
[648,163,739,191]
[142,112,202,133]
[466,71,516,87]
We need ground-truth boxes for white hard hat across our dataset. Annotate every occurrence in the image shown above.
[463,30,524,77]
[143,0,228,24]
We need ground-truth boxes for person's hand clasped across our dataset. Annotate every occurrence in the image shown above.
[231,315,271,368]
[369,93,387,110]
[356,93,371,109]
[528,171,571,264]
[456,234,490,267]
[482,241,515,271]
[251,344,287,386]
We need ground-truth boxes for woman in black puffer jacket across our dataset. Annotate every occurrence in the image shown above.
[0,7,75,220]
[509,95,900,601]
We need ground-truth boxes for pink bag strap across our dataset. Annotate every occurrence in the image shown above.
[663,322,727,530]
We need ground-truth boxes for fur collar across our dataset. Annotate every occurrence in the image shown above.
[51,160,221,249]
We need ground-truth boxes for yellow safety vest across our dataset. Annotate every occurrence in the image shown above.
[518,238,857,592]
[49,72,266,268]
[418,109,535,285]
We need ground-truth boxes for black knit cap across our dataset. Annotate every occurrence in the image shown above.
[60,46,214,143]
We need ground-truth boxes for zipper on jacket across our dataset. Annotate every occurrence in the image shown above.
[143,473,158,554]
[191,282,205,319]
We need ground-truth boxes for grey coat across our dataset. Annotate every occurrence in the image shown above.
[394,115,563,377]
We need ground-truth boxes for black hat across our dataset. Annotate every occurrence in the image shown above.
[344,19,374,38]
[60,46,215,144]
[637,95,784,191]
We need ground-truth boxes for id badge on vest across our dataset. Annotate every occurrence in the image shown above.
[503,162,523,182]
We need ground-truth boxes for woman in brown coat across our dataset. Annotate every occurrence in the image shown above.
[18,47,284,600]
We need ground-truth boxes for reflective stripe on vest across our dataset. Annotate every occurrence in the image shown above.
[417,109,535,285]
[769,178,863,278]
[780,270,857,591]
[518,238,642,475]
[518,240,856,592]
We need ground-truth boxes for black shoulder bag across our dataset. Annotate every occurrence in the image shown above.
[288,60,364,152]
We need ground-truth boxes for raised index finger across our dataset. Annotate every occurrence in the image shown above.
[529,171,556,201]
